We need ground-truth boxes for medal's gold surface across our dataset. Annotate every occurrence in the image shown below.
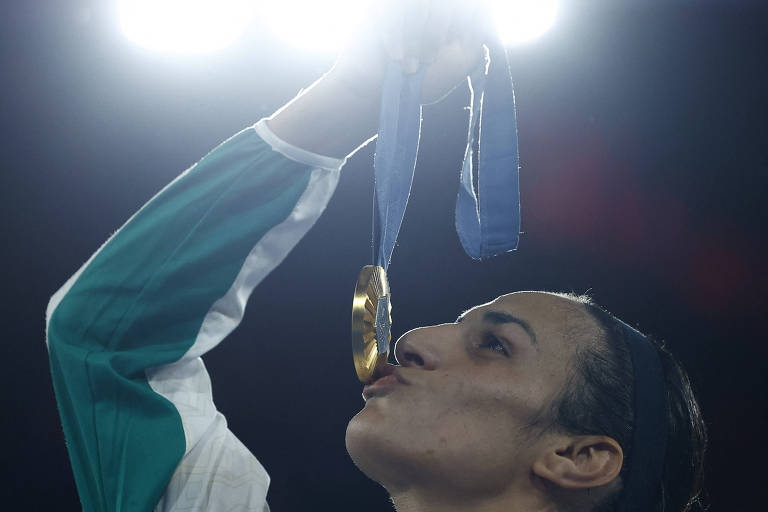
[351,265,392,383]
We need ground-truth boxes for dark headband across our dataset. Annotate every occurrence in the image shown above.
[617,320,668,512]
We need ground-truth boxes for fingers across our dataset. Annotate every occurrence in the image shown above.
[447,0,478,43]
[378,0,404,61]
[378,0,489,75]
[401,0,429,73]
[421,0,452,67]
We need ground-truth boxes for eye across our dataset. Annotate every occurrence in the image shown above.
[478,333,509,356]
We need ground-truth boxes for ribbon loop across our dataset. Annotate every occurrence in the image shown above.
[372,36,520,269]
[456,39,521,260]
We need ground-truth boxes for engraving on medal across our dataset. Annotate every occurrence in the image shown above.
[375,296,391,355]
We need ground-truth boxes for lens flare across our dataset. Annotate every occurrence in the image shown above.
[118,0,255,53]
[118,0,558,54]
[258,0,373,53]
[260,0,558,52]
[490,0,559,46]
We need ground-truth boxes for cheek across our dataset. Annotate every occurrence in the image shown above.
[427,383,533,455]
[351,375,538,482]
[403,372,542,440]
[420,402,534,493]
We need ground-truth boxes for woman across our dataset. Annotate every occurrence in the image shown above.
[45,1,705,510]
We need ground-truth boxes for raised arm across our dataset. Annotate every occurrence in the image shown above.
[46,2,487,511]
[45,119,348,511]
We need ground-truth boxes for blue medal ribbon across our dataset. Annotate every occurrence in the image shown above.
[372,61,425,270]
[373,36,520,269]
[456,39,521,259]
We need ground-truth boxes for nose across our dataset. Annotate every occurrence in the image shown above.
[394,325,447,370]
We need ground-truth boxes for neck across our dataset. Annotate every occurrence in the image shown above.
[389,484,556,512]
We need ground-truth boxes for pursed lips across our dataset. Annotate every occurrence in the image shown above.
[362,367,408,400]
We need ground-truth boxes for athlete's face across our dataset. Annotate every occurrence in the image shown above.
[345,291,600,502]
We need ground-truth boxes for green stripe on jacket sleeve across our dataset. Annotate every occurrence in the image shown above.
[47,127,317,512]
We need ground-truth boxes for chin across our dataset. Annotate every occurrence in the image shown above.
[345,405,414,490]
[345,405,382,470]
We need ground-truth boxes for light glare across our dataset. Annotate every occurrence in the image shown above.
[118,0,558,54]
[259,0,372,53]
[262,0,558,53]
[118,0,255,53]
[490,0,559,46]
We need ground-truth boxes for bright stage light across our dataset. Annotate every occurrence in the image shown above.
[117,0,558,55]
[258,0,372,54]
[261,0,557,53]
[118,0,255,53]
[490,0,559,46]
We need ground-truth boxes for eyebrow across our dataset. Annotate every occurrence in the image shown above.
[457,309,537,346]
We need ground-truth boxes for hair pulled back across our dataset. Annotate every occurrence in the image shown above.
[551,298,707,512]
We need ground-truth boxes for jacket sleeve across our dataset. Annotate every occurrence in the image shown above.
[45,120,346,512]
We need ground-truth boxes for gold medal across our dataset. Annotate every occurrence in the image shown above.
[351,265,391,383]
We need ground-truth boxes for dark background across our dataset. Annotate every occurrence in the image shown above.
[2,0,766,510]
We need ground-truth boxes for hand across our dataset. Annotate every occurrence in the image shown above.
[267,0,491,158]
[330,0,490,105]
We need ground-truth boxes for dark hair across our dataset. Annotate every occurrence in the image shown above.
[549,296,707,512]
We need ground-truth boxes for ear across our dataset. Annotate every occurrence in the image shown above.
[532,435,623,490]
